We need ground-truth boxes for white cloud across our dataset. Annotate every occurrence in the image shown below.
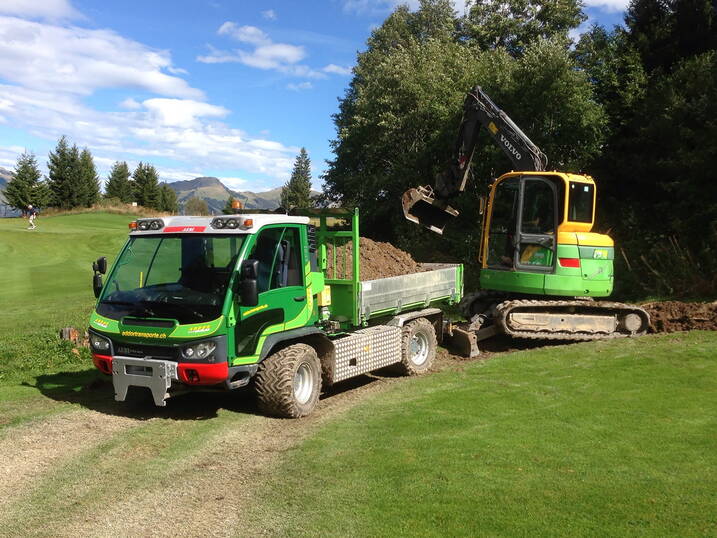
[584,0,629,12]
[199,23,321,76]
[199,23,348,80]
[261,9,277,21]
[287,82,313,91]
[119,97,142,110]
[0,16,202,99]
[0,9,304,189]
[322,63,352,75]
[0,0,81,20]
[218,22,271,46]
[142,98,229,128]
[217,176,248,190]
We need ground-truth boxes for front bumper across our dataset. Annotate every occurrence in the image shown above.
[93,353,230,407]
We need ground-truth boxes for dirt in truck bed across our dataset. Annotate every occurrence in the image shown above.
[325,237,426,280]
[642,301,717,333]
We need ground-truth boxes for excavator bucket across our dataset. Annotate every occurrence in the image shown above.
[401,186,460,235]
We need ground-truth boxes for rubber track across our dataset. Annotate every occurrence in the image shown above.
[495,299,651,341]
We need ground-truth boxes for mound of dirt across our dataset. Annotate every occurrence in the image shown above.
[324,237,425,281]
[642,301,717,332]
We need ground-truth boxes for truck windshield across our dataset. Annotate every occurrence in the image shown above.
[97,234,246,324]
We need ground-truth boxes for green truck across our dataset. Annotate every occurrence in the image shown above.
[88,209,463,417]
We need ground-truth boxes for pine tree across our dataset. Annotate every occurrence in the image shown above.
[158,184,179,213]
[79,148,100,207]
[132,162,161,209]
[280,148,312,209]
[47,136,82,209]
[105,161,133,203]
[5,151,41,211]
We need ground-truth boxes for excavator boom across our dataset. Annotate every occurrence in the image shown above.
[402,86,547,234]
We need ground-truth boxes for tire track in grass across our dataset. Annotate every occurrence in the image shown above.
[0,409,139,518]
[2,351,493,537]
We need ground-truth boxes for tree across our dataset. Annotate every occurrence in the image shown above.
[325,17,604,257]
[464,0,585,56]
[79,148,100,206]
[104,161,133,203]
[46,136,82,209]
[185,196,210,216]
[280,148,313,209]
[132,162,161,209]
[625,0,716,75]
[5,151,41,211]
[157,184,179,213]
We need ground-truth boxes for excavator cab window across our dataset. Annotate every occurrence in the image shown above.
[486,177,520,268]
[568,182,594,223]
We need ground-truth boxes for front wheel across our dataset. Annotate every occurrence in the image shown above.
[255,344,321,418]
[395,318,437,376]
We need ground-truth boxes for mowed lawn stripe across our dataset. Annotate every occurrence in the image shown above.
[0,404,249,536]
[250,332,717,537]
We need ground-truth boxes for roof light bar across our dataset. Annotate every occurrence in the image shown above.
[135,219,164,232]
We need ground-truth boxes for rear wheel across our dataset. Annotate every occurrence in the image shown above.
[255,344,321,418]
[395,318,437,376]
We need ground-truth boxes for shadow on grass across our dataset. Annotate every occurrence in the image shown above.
[28,367,390,421]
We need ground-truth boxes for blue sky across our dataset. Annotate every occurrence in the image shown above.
[0,0,627,192]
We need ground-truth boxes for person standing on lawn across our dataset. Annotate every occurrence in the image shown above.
[27,205,38,229]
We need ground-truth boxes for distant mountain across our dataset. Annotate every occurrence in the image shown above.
[0,167,14,205]
[166,176,319,214]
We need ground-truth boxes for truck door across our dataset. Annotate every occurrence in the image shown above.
[235,225,308,358]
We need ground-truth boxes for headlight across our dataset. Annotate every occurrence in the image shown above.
[181,341,217,361]
[90,333,111,352]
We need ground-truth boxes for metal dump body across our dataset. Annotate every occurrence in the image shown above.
[296,208,463,328]
[359,263,462,321]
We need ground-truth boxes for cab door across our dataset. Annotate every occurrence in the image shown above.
[515,177,557,274]
[235,225,308,359]
[481,175,557,295]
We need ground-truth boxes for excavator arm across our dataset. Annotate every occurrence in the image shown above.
[402,85,547,233]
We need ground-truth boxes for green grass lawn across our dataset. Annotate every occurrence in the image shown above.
[0,213,129,414]
[252,332,717,537]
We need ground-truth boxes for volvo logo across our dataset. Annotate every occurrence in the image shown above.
[500,134,522,161]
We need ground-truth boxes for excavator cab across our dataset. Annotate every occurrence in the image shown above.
[401,186,459,235]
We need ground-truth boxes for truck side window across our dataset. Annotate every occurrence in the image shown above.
[270,227,303,289]
[248,227,303,293]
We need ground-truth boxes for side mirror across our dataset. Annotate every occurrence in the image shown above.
[93,256,107,274]
[93,274,103,298]
[239,259,259,307]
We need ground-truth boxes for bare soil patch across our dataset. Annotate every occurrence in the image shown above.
[642,301,717,332]
[325,237,425,280]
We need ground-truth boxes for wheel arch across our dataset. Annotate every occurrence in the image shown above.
[258,327,336,385]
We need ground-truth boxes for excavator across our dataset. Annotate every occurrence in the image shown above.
[402,86,649,354]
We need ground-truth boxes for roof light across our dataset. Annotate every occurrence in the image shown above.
[212,218,225,229]
[129,221,137,230]
[225,218,238,229]
[241,218,253,229]
[138,220,150,231]
[149,219,163,230]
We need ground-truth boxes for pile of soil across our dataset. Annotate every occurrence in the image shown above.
[324,237,425,281]
[642,301,717,333]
